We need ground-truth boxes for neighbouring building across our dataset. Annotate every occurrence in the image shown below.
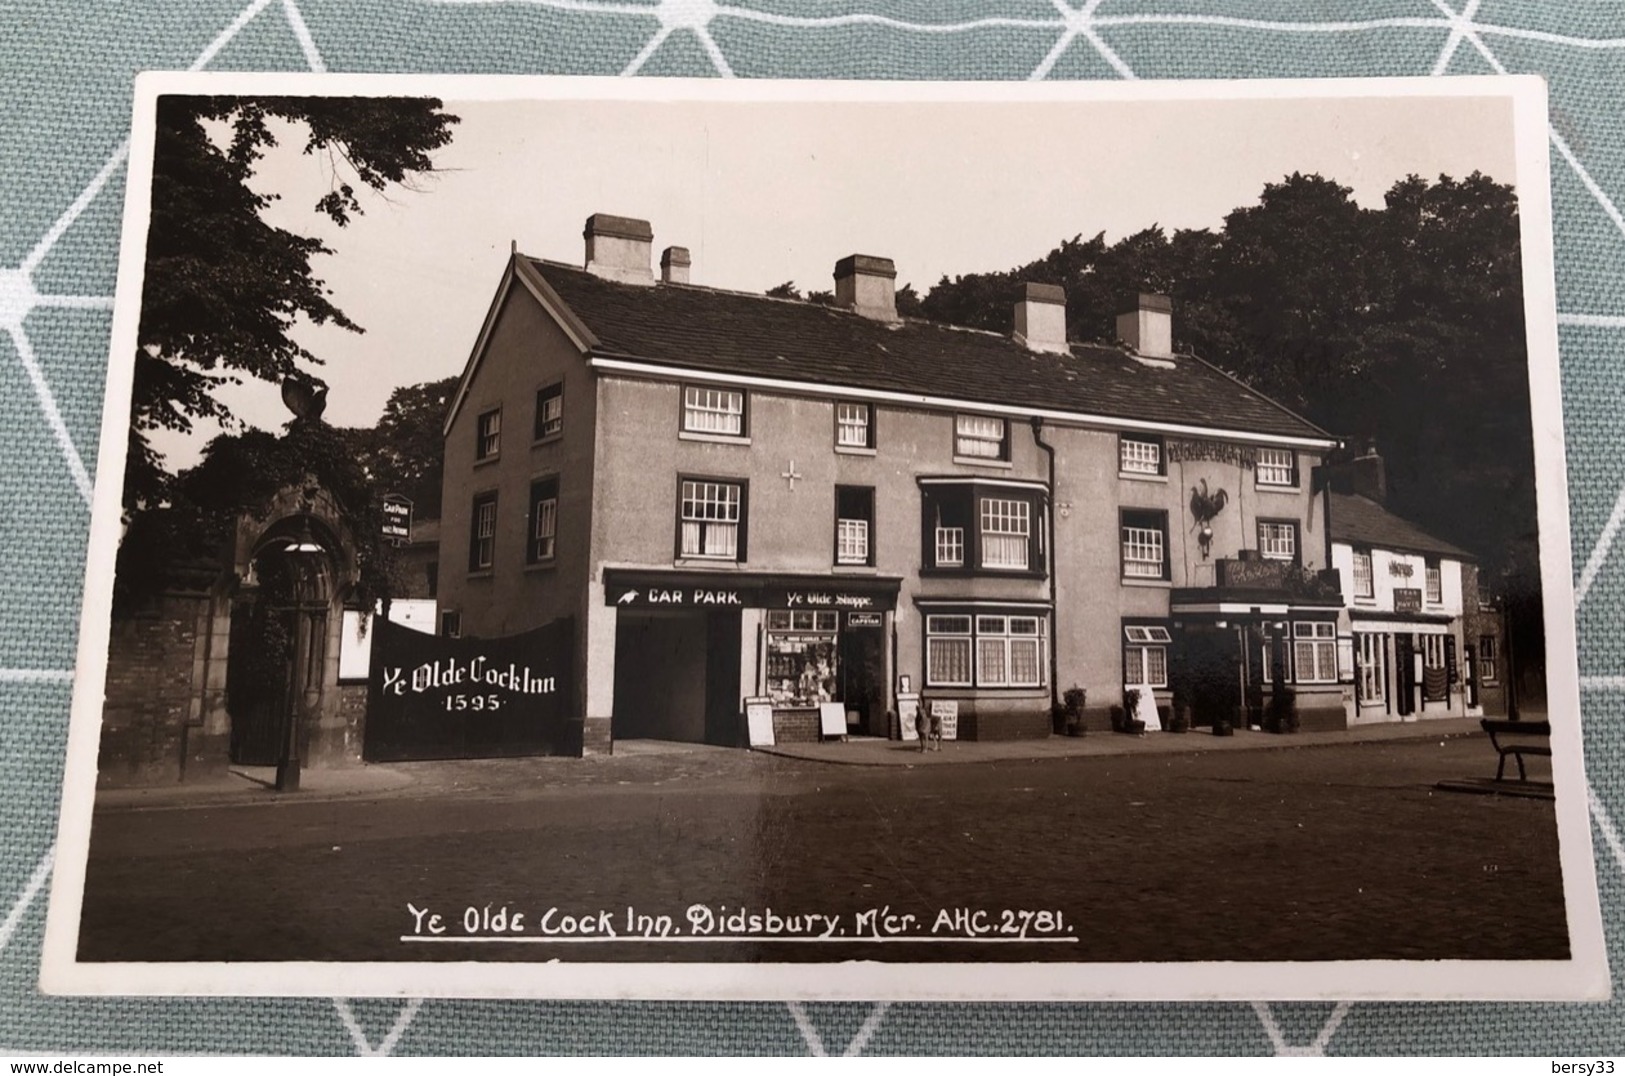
[434,213,1347,752]
[1326,447,1503,723]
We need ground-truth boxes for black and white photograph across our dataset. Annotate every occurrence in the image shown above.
[40,74,1606,1000]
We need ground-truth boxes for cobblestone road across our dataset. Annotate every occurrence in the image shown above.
[76,736,1567,964]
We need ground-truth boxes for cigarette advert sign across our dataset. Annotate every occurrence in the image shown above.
[364,617,576,761]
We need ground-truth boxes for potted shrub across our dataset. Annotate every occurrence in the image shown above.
[1061,685,1087,737]
[1108,704,1125,733]
[1212,718,1234,737]
[1121,688,1146,735]
[1169,684,1191,733]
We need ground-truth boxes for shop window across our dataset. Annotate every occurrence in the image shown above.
[468,492,497,572]
[1121,509,1168,580]
[954,414,1008,461]
[1256,447,1297,487]
[1352,549,1374,599]
[534,382,563,440]
[1119,435,1163,476]
[1123,625,1171,687]
[678,477,746,561]
[835,401,873,449]
[1479,635,1498,683]
[682,385,746,437]
[1258,520,1299,562]
[439,610,461,638]
[1293,621,1337,683]
[527,476,558,564]
[1425,560,1443,604]
[835,485,874,566]
[1357,633,1385,704]
[921,483,1044,574]
[476,408,501,461]
[925,613,1047,689]
[765,611,839,708]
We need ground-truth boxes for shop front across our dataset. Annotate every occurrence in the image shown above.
[1348,612,1462,723]
[602,569,902,746]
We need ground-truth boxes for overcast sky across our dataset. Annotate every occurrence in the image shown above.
[143,87,1518,469]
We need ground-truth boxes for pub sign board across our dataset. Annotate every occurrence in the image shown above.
[381,493,413,544]
[1393,588,1423,614]
[364,617,577,761]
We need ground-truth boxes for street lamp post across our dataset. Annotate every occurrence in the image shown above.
[276,516,326,792]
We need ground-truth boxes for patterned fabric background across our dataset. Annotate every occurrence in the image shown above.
[2,0,1623,1056]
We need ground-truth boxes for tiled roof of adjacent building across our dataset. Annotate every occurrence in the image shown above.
[528,260,1334,443]
[1329,492,1475,560]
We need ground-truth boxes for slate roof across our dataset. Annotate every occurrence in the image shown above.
[528,260,1333,443]
[1329,493,1475,560]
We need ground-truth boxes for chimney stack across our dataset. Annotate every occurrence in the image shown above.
[1117,293,1174,360]
[583,213,654,284]
[1351,441,1387,504]
[1013,282,1068,354]
[660,246,691,285]
[833,254,898,322]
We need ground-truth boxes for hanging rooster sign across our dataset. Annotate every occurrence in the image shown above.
[1189,478,1229,560]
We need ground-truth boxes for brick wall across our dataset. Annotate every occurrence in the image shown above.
[772,709,821,744]
[99,591,209,786]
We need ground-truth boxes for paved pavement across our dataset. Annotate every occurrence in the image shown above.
[93,715,1499,811]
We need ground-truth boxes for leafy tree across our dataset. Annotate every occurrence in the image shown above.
[763,280,835,306]
[129,95,459,510]
[359,375,459,519]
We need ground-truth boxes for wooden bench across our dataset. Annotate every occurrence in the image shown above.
[1481,718,1552,781]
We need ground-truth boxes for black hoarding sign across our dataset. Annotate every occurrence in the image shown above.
[604,570,900,612]
[364,617,576,761]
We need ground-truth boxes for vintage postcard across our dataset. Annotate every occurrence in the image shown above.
[40,73,1607,1000]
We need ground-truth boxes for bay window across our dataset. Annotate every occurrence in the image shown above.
[920,481,1045,574]
[925,612,1046,689]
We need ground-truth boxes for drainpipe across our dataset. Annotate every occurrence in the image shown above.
[1030,417,1061,712]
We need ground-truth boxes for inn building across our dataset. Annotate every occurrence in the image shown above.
[435,214,1347,752]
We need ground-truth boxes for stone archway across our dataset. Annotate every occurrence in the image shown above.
[225,511,343,789]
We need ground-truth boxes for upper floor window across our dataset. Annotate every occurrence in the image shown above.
[1256,447,1297,487]
[1121,509,1168,580]
[468,491,497,572]
[682,386,747,437]
[1425,560,1443,604]
[1119,436,1163,476]
[1352,549,1374,598]
[979,497,1031,570]
[922,483,1044,574]
[476,408,501,460]
[1258,520,1299,562]
[528,476,558,564]
[535,383,563,440]
[955,414,1008,461]
[835,485,874,566]
[679,477,746,561]
[835,401,873,449]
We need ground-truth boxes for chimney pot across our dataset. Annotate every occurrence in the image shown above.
[660,245,691,285]
[833,254,898,322]
[1014,282,1068,354]
[583,213,654,284]
[1117,292,1174,359]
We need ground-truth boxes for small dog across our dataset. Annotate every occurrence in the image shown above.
[914,707,943,752]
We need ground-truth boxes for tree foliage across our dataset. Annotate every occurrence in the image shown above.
[129,95,459,510]
[356,375,460,519]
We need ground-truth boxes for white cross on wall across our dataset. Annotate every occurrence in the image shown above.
[782,461,803,491]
